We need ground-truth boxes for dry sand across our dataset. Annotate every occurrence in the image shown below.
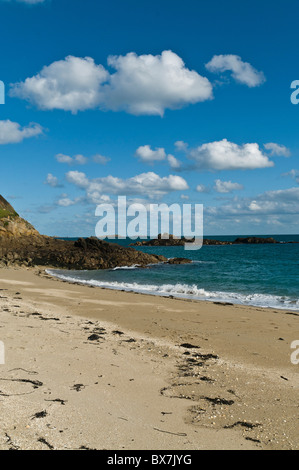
[0,266,298,450]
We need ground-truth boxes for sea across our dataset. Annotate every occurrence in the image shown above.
[47,234,299,311]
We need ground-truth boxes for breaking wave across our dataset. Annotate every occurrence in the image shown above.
[46,269,299,311]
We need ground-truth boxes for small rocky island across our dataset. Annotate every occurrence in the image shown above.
[131,233,283,247]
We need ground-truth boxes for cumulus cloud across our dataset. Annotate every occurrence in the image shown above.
[264,143,290,157]
[214,179,243,193]
[0,119,43,144]
[10,51,213,115]
[135,145,166,163]
[104,51,213,115]
[188,139,274,171]
[66,170,189,201]
[57,196,80,207]
[11,56,109,113]
[135,144,182,170]
[65,171,89,189]
[206,54,265,87]
[175,141,188,152]
[44,173,63,188]
[167,154,181,170]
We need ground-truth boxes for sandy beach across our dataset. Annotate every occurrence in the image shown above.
[0,266,298,450]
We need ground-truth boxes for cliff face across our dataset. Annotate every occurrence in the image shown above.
[0,195,40,239]
[0,195,17,216]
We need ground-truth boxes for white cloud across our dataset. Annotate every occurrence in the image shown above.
[284,169,297,178]
[56,152,110,165]
[104,51,213,115]
[0,119,43,144]
[282,169,299,184]
[44,173,63,188]
[175,140,188,152]
[167,154,181,170]
[188,139,274,171]
[55,154,73,164]
[135,145,182,170]
[66,171,89,189]
[10,51,213,116]
[55,153,88,165]
[66,170,189,201]
[74,154,88,165]
[249,201,261,211]
[84,192,111,205]
[11,56,109,113]
[264,143,290,157]
[214,179,243,193]
[196,184,210,193]
[247,187,299,214]
[57,196,80,207]
[135,145,166,163]
[206,54,265,87]
[206,187,299,218]
[93,154,110,165]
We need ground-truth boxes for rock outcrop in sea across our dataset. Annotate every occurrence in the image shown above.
[131,233,280,247]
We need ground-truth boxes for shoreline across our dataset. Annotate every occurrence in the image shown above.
[46,266,299,313]
[0,266,298,450]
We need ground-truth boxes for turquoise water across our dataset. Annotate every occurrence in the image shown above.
[49,235,299,311]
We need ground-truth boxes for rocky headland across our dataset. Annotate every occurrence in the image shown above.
[2,196,296,270]
[0,196,194,269]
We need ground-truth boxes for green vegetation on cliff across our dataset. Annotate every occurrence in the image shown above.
[0,208,19,219]
[0,195,19,219]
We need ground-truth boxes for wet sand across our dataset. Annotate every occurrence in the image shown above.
[0,266,298,450]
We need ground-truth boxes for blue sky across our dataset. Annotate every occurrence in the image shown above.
[0,0,299,236]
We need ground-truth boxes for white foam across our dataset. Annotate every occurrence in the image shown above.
[46,269,299,311]
[112,264,140,270]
